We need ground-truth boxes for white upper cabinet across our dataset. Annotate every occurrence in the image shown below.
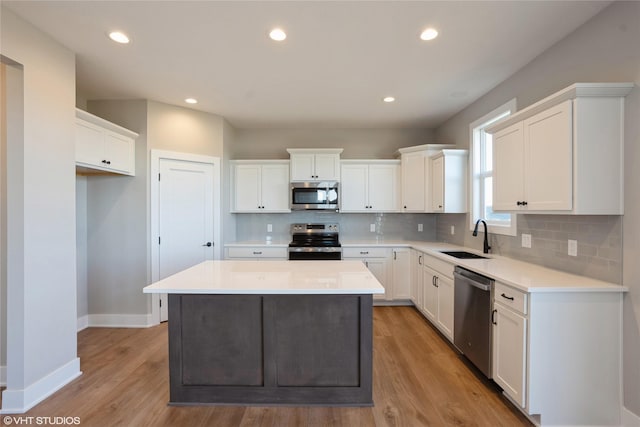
[487,83,633,214]
[430,149,468,213]
[340,160,400,212]
[75,108,138,176]
[397,144,455,212]
[287,148,343,181]
[231,160,290,213]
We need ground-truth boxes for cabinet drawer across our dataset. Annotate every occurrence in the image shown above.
[494,282,528,315]
[423,255,454,279]
[227,247,287,259]
[342,247,390,258]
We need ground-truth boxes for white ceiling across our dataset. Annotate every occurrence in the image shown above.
[4,1,610,129]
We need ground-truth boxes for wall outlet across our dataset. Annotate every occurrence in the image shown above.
[267,224,273,233]
[370,224,376,232]
[450,225,455,235]
[568,239,578,257]
[521,233,532,248]
[418,223,423,232]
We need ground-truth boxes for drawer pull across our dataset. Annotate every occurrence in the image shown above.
[501,293,515,301]
[360,251,369,255]
[253,251,262,255]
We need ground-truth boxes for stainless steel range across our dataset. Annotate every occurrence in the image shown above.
[288,223,342,260]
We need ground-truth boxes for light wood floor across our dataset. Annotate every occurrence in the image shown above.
[10,307,532,426]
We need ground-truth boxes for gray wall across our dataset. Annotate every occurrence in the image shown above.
[1,5,78,408]
[79,100,227,319]
[85,100,149,317]
[75,176,87,321]
[233,128,434,160]
[433,1,640,416]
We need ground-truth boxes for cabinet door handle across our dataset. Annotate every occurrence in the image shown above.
[102,159,111,165]
[393,251,397,260]
[365,261,369,268]
[202,242,212,247]
[418,255,423,265]
[432,276,438,287]
[491,309,497,325]
[501,293,515,301]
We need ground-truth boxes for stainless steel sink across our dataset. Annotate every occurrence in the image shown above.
[440,250,488,259]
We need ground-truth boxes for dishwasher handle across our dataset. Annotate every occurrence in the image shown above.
[454,271,492,291]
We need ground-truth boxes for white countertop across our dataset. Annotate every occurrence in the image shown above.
[143,260,385,295]
[224,240,626,293]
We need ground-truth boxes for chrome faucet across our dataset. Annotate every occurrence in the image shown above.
[473,219,491,254]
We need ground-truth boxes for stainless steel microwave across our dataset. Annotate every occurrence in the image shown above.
[290,182,339,211]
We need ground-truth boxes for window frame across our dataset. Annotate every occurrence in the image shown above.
[469,99,518,236]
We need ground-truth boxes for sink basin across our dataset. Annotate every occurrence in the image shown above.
[440,250,488,259]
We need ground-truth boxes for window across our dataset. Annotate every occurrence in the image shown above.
[469,100,517,236]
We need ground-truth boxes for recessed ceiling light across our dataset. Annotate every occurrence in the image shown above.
[269,28,287,41]
[108,31,130,44]
[185,98,198,104]
[420,28,439,41]
[383,96,396,103]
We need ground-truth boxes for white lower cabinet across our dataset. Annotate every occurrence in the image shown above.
[343,246,411,303]
[420,255,455,341]
[391,248,410,300]
[225,246,287,260]
[343,247,391,301]
[492,297,527,408]
[410,250,424,309]
[491,281,622,426]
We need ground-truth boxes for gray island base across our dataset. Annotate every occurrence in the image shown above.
[168,293,373,406]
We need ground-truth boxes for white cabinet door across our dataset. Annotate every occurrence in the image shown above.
[493,122,525,211]
[401,151,425,211]
[369,164,399,211]
[314,153,340,181]
[422,266,438,321]
[365,258,389,301]
[260,163,290,212]
[493,303,527,408]
[524,100,573,211]
[340,164,368,211]
[290,153,316,181]
[234,164,262,212]
[76,119,104,166]
[436,274,454,340]
[233,162,290,212]
[431,156,444,212]
[290,153,340,181]
[75,111,137,176]
[411,250,424,309]
[391,248,411,300]
[104,132,133,174]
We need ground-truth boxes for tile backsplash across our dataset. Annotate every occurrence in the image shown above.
[234,212,437,243]
[436,213,622,284]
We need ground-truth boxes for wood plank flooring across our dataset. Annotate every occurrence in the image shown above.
[8,307,532,426]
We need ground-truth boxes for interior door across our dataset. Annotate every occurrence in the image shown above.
[158,158,214,321]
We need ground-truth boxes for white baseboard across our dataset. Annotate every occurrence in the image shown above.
[0,365,6,387]
[623,406,640,427]
[86,313,153,328]
[77,315,89,332]
[0,358,81,414]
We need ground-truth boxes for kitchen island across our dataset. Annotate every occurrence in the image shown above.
[143,260,384,406]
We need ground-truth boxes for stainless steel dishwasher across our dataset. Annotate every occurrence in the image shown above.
[453,266,494,378]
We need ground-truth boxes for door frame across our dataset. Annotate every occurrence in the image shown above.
[149,150,221,325]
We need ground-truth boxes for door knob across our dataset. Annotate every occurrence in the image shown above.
[203,242,213,247]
